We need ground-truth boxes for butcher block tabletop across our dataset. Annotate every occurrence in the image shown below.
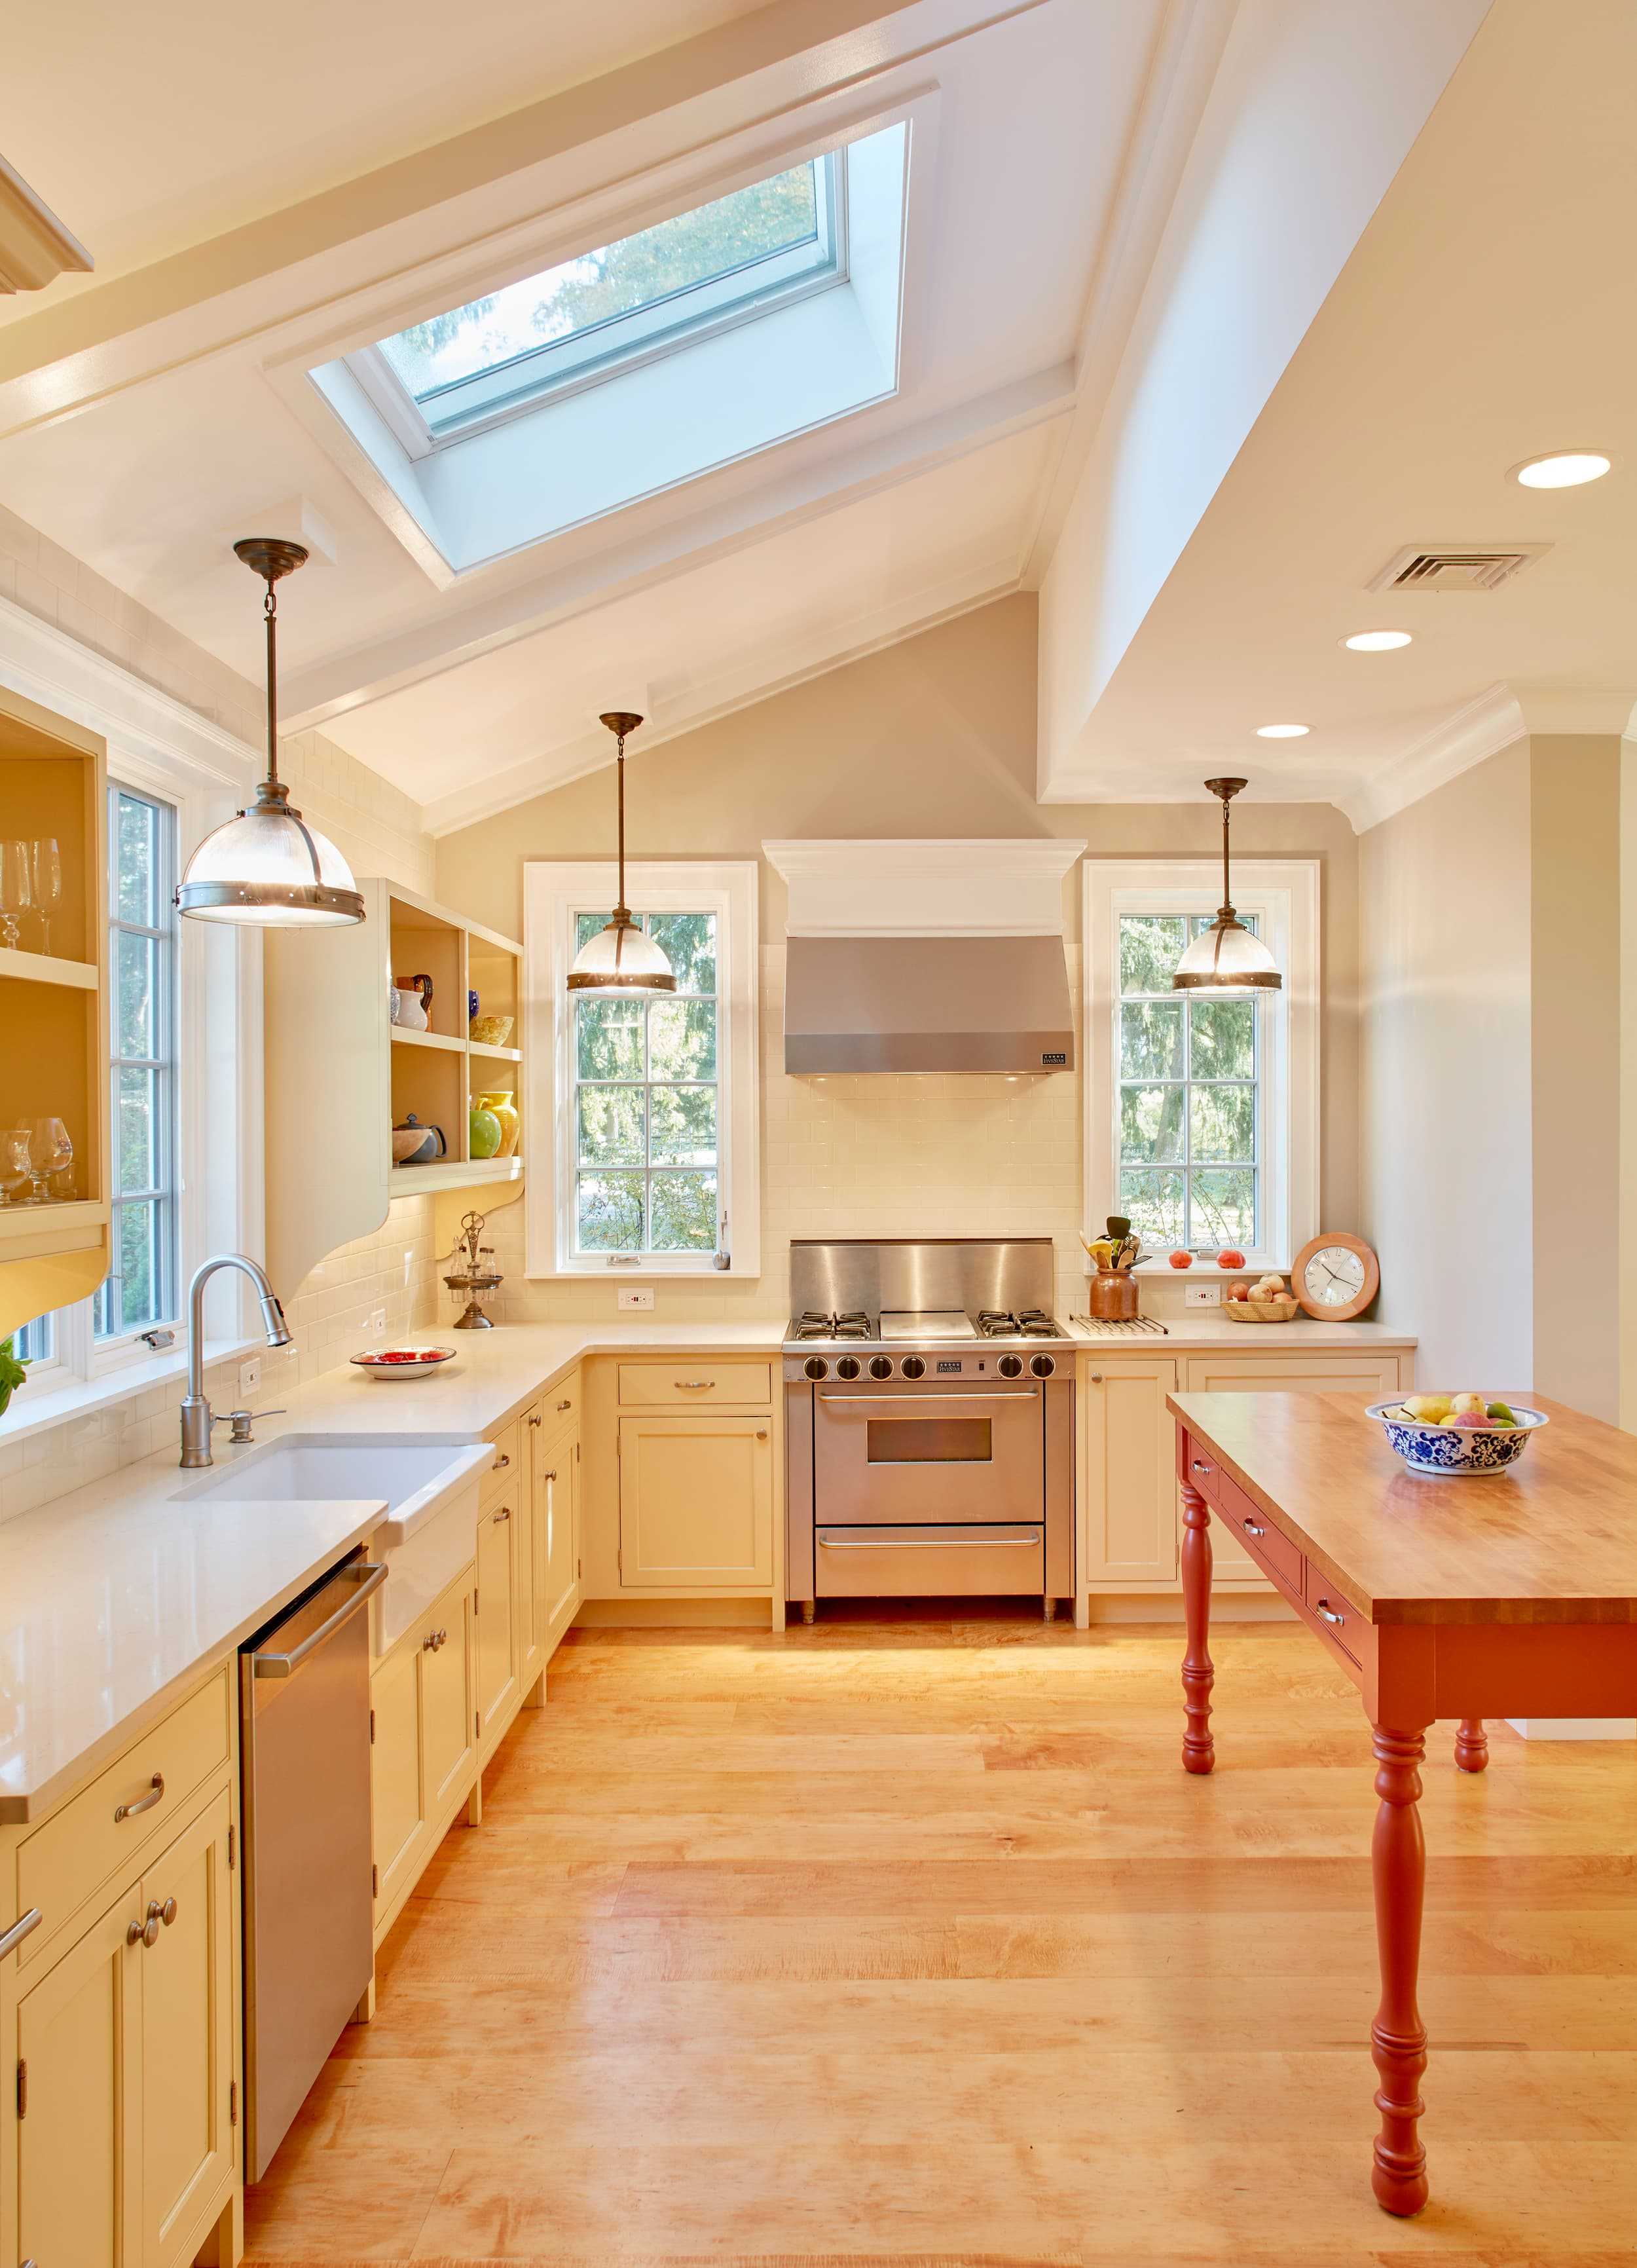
[1168,1390,1637,1626]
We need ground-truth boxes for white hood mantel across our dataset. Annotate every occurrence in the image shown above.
[763,839,1085,1075]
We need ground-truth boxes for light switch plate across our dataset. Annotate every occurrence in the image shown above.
[239,1356,262,1397]
[1184,1282,1221,1308]
[617,1287,655,1312]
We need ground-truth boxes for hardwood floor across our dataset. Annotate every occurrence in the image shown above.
[244,1609,1637,2267]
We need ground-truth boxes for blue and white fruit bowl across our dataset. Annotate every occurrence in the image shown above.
[1368,1400,1549,1476]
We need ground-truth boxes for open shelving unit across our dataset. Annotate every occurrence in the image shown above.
[264,878,524,1297]
[0,687,111,1339]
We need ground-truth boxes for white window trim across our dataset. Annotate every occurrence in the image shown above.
[524,860,760,1278]
[0,591,264,1390]
[1083,859,1319,1273]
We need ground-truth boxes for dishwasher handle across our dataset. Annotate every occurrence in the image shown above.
[250,1562,386,1679]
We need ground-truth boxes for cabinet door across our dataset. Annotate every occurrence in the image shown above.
[371,1639,427,1916]
[513,1435,540,1692]
[538,1423,580,1636]
[1082,1359,1179,1583]
[475,1502,518,1741]
[16,1887,141,2268]
[617,1415,773,1588]
[1178,1354,1405,1581]
[138,1787,234,2268]
[421,1585,476,1815]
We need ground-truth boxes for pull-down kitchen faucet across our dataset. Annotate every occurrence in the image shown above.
[178,1253,293,1467]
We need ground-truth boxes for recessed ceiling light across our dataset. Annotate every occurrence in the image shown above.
[1511,450,1612,489]
[1255,723,1309,739]
[1343,629,1413,652]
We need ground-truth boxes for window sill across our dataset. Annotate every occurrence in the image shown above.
[1097,1258,1291,1280]
[0,1334,261,1451]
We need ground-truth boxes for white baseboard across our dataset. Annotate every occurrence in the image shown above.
[1505,1717,1636,1740]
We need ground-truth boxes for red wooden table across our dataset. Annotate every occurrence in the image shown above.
[1169,1388,1637,2216]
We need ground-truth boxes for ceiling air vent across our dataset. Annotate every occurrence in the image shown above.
[1369,542,1551,593]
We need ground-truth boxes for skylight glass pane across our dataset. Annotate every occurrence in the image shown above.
[378,162,822,404]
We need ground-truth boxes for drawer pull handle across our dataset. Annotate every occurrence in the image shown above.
[128,1914,160,1949]
[1242,1519,1265,1538]
[491,1451,510,1472]
[557,1398,573,1411]
[115,1772,164,1823]
[493,1506,511,1522]
[147,1897,177,1930]
[674,1380,714,1390]
[1314,1598,1346,1627]
[1191,1459,1211,1474]
[0,1907,41,1960]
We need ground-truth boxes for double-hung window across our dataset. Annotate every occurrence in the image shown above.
[525,863,760,1277]
[96,783,179,1339]
[1084,861,1319,1271]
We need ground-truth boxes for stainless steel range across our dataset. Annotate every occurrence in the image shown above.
[784,1238,1075,1620]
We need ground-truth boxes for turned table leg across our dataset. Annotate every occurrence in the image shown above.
[1454,1717,1488,1772]
[1370,1725,1430,2215]
[1180,1481,1215,1774]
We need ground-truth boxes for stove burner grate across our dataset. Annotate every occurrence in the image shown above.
[976,1307,1061,1339]
[792,1309,873,1341]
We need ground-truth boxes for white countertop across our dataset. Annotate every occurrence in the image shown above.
[1062,1316,1417,1350]
[0,1312,1412,1824]
[0,1321,782,1824]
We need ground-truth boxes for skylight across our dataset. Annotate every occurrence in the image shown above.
[373,156,843,442]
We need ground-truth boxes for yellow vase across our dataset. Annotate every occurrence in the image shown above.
[477,1090,519,1159]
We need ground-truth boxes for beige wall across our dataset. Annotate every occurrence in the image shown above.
[1359,740,1533,1392]
[436,595,1361,1324]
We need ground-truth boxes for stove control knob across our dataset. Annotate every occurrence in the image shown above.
[1030,1353,1056,1379]
[836,1356,861,1380]
[997,1354,1023,1379]
[803,1356,828,1381]
[868,1355,893,1380]
[900,1354,925,1379]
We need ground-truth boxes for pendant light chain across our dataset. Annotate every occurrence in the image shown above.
[613,724,630,923]
[262,571,282,798]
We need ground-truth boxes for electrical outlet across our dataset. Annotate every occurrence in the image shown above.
[1184,1282,1221,1308]
[367,1307,386,1335]
[617,1286,655,1312]
[239,1356,262,1398]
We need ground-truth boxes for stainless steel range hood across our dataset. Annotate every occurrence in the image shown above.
[784,935,1075,1075]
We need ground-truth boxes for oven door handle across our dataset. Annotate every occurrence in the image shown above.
[817,1531,1042,1550]
[815,1390,1038,1407]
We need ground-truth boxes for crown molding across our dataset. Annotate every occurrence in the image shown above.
[0,154,92,294]
[764,836,1085,935]
[1343,679,1637,832]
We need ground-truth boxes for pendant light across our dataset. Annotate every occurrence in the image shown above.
[566,711,674,995]
[175,538,365,926]
[1171,778,1281,992]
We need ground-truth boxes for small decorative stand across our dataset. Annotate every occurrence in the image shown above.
[443,1208,502,1329]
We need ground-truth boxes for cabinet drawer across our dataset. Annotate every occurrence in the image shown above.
[542,1375,579,1425]
[1182,1441,1224,1504]
[481,1417,521,1506]
[18,1665,232,1976]
[1215,1472,1304,1595]
[618,1360,771,1407]
[817,1524,1043,1597]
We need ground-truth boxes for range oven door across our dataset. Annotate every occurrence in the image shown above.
[812,1379,1043,1526]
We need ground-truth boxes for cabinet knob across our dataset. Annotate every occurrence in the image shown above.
[544,1469,557,1482]
[493,1505,511,1522]
[1088,1373,1103,1383]
[128,1914,160,1949]
[147,1896,177,1929]
[114,1772,164,1823]
[756,1430,768,1441]
[528,1413,543,1428]
[491,1451,511,1472]
[557,1398,573,1411]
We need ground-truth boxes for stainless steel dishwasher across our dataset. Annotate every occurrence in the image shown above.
[240,1552,386,2182]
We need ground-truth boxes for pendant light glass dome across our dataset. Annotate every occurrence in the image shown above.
[175,538,365,927]
[1172,778,1281,993]
[566,711,674,997]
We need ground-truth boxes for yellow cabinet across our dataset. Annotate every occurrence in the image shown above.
[537,1420,580,1639]
[1081,1358,1180,1584]
[13,1783,233,2268]
[1178,1352,1408,1584]
[136,1788,235,2268]
[369,1567,475,1944]
[420,1577,476,1818]
[617,1415,773,1588]
[474,1503,517,1749]
[370,1638,426,1918]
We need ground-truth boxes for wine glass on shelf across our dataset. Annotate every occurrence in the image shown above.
[0,1128,31,1205]
[0,840,31,951]
[29,838,62,956]
[24,1118,72,1205]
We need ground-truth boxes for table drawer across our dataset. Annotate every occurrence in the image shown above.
[18,1664,232,1971]
[481,1417,521,1506]
[618,1361,772,1407]
[1215,1472,1304,1596]
[1302,1569,1367,1673]
[1182,1441,1224,1503]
